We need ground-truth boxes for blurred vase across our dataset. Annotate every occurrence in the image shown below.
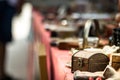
[112,27,120,52]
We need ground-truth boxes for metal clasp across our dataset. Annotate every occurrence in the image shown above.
[78,58,83,68]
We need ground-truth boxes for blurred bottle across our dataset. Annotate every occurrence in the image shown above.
[111,28,120,52]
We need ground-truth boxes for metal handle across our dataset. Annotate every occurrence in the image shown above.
[83,19,100,49]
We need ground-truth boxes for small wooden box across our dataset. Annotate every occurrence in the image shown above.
[57,38,79,50]
[72,50,109,72]
[111,53,120,70]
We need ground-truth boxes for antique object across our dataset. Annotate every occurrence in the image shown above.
[103,65,120,80]
[50,27,76,38]
[58,41,79,50]
[111,53,120,70]
[74,70,104,80]
[57,37,98,50]
[57,38,79,50]
[103,65,117,79]
[83,19,100,49]
[71,49,109,72]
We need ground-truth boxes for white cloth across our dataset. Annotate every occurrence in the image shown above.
[12,3,32,41]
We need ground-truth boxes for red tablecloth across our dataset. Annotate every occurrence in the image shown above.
[33,9,73,80]
[51,47,73,80]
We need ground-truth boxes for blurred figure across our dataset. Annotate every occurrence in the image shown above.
[0,0,24,79]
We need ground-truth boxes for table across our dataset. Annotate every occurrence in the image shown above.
[50,47,73,80]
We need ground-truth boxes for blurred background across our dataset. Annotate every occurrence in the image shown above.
[1,0,120,80]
